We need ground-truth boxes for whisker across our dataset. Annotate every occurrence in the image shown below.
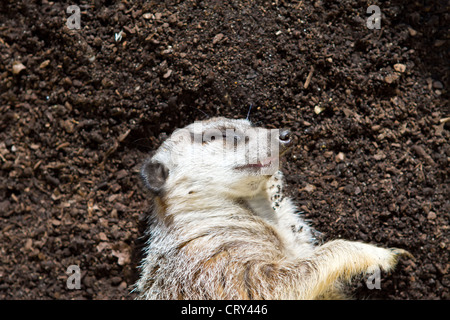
[246,104,253,121]
[184,105,210,119]
[128,138,155,150]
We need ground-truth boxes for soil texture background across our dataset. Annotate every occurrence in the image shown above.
[0,0,448,299]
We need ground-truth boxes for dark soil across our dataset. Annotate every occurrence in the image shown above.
[0,0,448,300]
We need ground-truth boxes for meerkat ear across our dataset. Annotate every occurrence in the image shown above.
[140,159,169,194]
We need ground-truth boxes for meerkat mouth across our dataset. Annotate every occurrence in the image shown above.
[234,157,275,170]
[234,145,294,171]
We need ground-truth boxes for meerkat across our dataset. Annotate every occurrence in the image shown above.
[134,117,410,299]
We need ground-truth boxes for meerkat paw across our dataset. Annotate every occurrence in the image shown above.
[365,246,413,274]
[387,247,414,267]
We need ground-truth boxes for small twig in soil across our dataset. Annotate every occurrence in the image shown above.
[411,144,436,166]
[376,28,384,41]
[56,142,70,151]
[303,66,314,89]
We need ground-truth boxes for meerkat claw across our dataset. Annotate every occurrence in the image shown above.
[390,248,415,260]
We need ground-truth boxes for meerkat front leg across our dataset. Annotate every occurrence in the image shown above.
[266,171,315,244]
[267,171,285,209]
[304,240,412,299]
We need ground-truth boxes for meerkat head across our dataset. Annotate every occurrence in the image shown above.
[141,117,293,199]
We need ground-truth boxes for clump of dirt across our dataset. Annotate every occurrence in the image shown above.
[0,0,448,299]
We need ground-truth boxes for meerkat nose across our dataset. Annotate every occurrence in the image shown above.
[278,129,294,155]
[279,129,292,147]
